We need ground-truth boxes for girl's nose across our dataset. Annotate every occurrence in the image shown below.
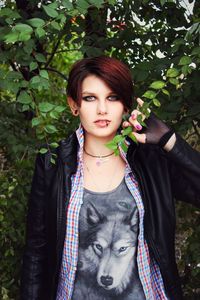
[97,100,107,115]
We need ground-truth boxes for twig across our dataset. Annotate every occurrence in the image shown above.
[53,48,81,53]
[45,67,68,81]
[45,38,61,68]
[192,121,200,139]
[45,23,68,68]
[20,146,28,161]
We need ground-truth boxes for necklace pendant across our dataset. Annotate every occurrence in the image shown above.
[96,160,101,167]
[96,157,103,166]
[96,157,109,166]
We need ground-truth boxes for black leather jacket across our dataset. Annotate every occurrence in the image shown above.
[21,131,200,300]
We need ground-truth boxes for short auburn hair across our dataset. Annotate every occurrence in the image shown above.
[67,56,134,110]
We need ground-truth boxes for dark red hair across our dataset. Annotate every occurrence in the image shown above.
[67,56,134,110]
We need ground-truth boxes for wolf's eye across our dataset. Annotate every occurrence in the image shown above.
[95,244,103,252]
[119,246,128,253]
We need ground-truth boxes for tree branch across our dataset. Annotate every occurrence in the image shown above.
[45,67,68,81]
[45,23,69,68]
[45,38,61,68]
[47,48,81,54]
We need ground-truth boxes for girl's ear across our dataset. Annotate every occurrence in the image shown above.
[67,96,79,116]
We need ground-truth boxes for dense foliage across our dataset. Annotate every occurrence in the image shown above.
[0,0,199,299]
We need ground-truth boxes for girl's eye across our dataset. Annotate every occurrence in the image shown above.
[108,95,120,101]
[82,96,96,101]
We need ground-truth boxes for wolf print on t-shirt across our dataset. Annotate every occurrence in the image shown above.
[72,178,145,300]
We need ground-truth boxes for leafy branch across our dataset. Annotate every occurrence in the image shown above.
[105,67,183,154]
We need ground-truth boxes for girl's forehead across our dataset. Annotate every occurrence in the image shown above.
[81,75,113,93]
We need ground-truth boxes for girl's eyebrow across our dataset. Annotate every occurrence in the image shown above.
[82,91,95,94]
[82,91,114,95]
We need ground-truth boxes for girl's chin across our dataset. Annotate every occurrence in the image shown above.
[84,128,118,139]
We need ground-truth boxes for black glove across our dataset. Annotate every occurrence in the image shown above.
[142,112,175,147]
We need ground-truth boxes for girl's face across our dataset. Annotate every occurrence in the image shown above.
[73,75,126,140]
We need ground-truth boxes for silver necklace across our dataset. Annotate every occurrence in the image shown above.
[84,160,119,192]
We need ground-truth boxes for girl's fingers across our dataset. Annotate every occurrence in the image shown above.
[136,97,144,107]
[129,111,145,131]
[132,132,146,144]
[122,121,131,128]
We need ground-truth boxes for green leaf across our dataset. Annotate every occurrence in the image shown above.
[150,81,166,90]
[76,0,91,12]
[23,39,35,54]
[13,23,33,34]
[39,148,48,154]
[40,70,49,79]
[128,132,138,144]
[152,98,161,107]
[114,148,120,156]
[191,47,200,56]
[27,18,45,28]
[166,68,179,78]
[29,77,49,91]
[4,31,19,43]
[61,0,74,10]
[42,5,59,18]
[51,21,60,30]
[50,157,56,164]
[120,141,128,153]
[32,117,42,127]
[17,91,32,104]
[30,61,38,71]
[89,0,104,8]
[0,8,21,19]
[105,141,118,150]
[30,75,41,85]
[160,0,167,6]
[107,0,116,4]
[50,111,60,119]
[35,53,46,63]
[50,142,59,148]
[21,104,30,111]
[44,125,57,133]
[122,126,132,136]
[143,90,156,99]
[169,78,179,85]
[35,27,46,38]
[162,89,170,97]
[179,56,192,66]
[39,102,54,113]
[54,106,66,112]
[112,134,125,143]
[137,115,147,127]
[48,2,59,9]
[18,32,31,42]
[181,65,191,75]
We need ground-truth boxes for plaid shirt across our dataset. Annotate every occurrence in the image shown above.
[56,124,168,300]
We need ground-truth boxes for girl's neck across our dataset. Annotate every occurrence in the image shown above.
[84,132,116,156]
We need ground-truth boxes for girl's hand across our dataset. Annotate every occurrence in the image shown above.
[122,98,174,146]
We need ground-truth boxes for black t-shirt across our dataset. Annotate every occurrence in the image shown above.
[72,177,145,300]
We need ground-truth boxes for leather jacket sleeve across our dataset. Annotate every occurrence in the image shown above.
[164,133,200,207]
[20,153,48,300]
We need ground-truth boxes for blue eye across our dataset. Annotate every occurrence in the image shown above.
[82,96,96,101]
[108,95,120,101]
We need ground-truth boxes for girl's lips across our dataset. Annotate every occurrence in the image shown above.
[94,120,110,127]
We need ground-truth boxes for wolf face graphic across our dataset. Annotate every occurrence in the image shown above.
[72,202,144,299]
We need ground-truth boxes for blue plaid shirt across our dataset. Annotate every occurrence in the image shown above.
[56,124,168,299]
